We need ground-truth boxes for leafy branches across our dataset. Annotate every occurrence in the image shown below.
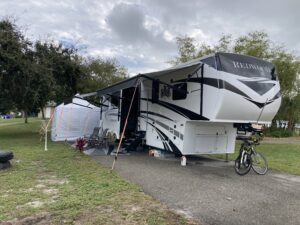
[0,19,128,122]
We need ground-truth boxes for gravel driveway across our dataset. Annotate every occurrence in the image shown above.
[92,152,300,225]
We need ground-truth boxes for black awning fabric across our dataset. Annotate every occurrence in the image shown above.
[97,76,140,96]
[96,61,202,96]
[142,62,201,78]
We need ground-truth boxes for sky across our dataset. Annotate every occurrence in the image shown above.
[0,0,299,75]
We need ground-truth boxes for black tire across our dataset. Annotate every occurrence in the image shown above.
[251,152,268,175]
[235,153,252,176]
[0,161,11,170]
[0,151,13,163]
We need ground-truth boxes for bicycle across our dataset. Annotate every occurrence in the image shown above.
[235,132,268,176]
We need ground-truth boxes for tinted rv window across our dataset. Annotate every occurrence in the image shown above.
[172,83,187,100]
[110,91,120,107]
[217,53,276,79]
[152,79,160,103]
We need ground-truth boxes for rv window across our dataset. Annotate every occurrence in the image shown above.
[201,56,216,68]
[172,83,187,100]
[152,79,160,103]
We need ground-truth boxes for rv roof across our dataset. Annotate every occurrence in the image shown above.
[96,52,273,96]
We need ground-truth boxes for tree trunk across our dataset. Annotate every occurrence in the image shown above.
[288,119,294,132]
[271,119,277,129]
[24,111,28,123]
[40,107,45,120]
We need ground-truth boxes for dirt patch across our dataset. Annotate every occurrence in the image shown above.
[24,200,44,208]
[35,184,46,189]
[16,200,44,209]
[73,195,199,225]
[0,212,51,225]
[38,176,69,185]
[20,188,34,193]
[42,188,59,195]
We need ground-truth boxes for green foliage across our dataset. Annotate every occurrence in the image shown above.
[196,34,233,58]
[78,57,128,94]
[0,19,128,120]
[234,31,271,58]
[271,49,300,96]
[0,19,37,121]
[33,41,85,104]
[275,94,300,130]
[264,127,293,138]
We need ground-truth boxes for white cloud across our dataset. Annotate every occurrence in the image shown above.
[0,0,299,76]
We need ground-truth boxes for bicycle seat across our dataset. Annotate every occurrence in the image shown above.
[236,136,251,141]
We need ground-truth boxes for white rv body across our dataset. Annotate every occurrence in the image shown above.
[97,53,281,155]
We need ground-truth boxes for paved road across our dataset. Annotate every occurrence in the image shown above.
[92,152,300,225]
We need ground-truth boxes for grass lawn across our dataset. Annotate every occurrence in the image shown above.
[0,118,38,125]
[212,141,300,176]
[0,119,196,225]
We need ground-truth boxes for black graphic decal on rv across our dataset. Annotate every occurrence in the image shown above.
[238,80,276,95]
[174,77,279,108]
[140,115,184,140]
[155,126,182,155]
[145,121,171,152]
[140,98,209,121]
[139,111,175,122]
[146,121,181,154]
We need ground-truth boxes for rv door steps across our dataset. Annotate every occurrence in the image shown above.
[122,132,146,152]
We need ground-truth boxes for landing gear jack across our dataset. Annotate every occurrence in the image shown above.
[181,155,187,166]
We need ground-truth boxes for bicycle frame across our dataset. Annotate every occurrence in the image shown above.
[235,133,268,175]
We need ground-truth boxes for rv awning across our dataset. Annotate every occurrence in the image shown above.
[97,76,140,96]
[96,61,202,96]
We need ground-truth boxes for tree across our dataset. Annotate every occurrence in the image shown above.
[31,41,55,119]
[0,19,39,123]
[276,94,300,131]
[171,36,197,64]
[37,42,85,104]
[0,19,23,114]
[78,57,128,94]
[234,31,271,59]
[0,20,85,122]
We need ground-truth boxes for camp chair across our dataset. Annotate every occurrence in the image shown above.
[86,127,100,147]
[98,128,109,148]
[86,128,109,148]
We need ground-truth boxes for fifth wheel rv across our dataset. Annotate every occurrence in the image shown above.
[97,52,281,156]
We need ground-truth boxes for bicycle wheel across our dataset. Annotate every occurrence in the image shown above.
[234,153,252,176]
[251,152,268,175]
[251,151,268,175]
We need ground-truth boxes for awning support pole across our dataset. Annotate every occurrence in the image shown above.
[111,79,140,170]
